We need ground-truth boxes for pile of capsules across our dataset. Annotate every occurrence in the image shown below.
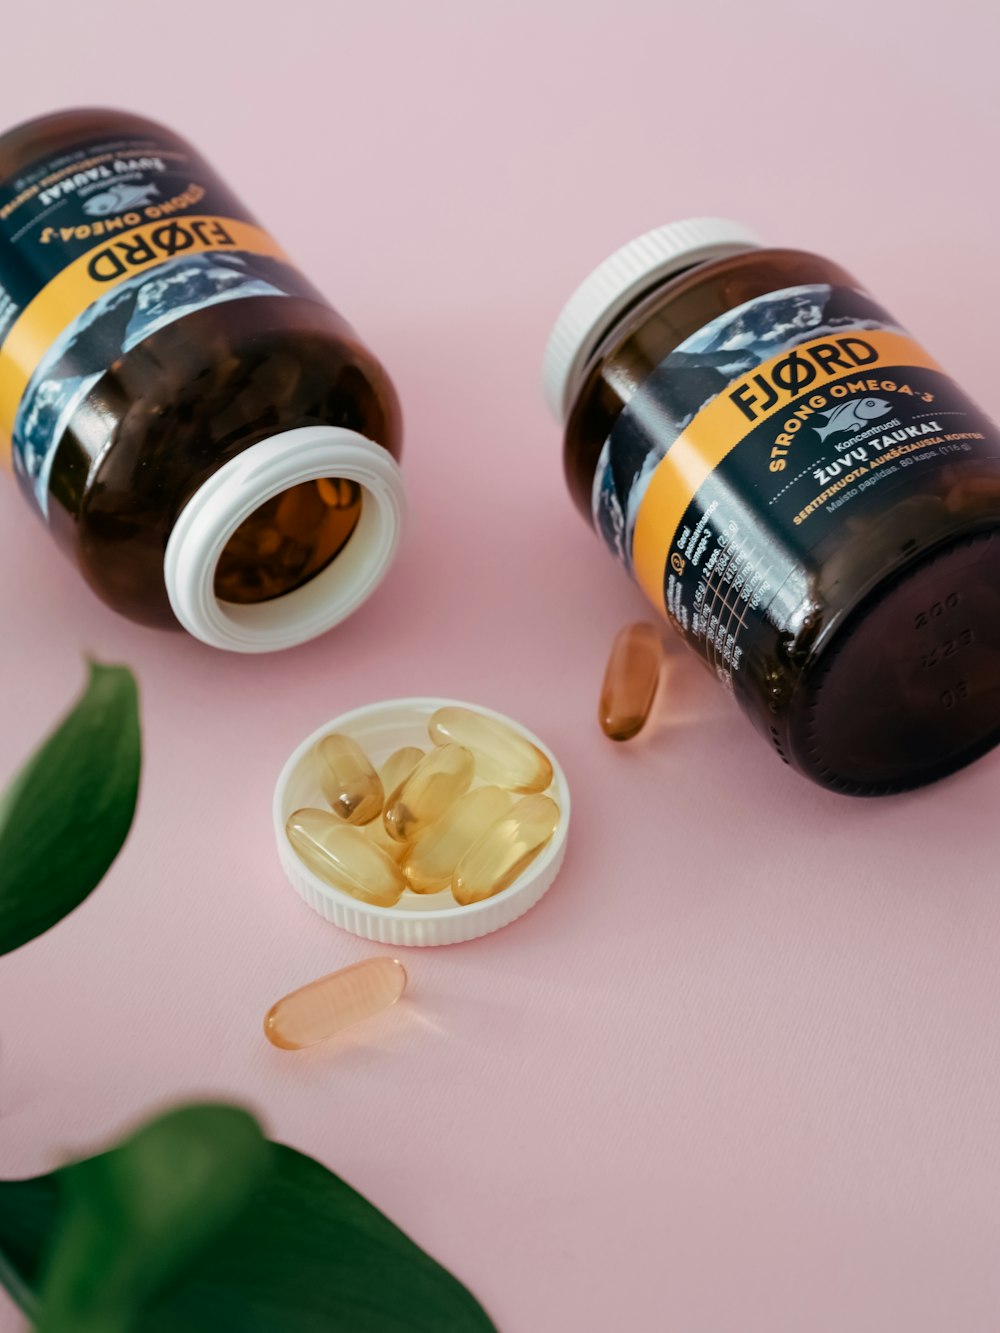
[286,706,560,908]
[215,476,361,604]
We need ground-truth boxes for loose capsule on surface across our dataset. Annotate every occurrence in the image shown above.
[403,785,513,894]
[452,793,561,906]
[428,707,553,793]
[383,744,475,843]
[315,733,383,825]
[264,957,406,1050]
[599,621,664,741]
[286,809,404,907]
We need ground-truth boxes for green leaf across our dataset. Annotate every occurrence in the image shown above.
[33,1104,271,1333]
[150,1144,496,1332]
[0,1173,56,1322]
[0,661,141,955]
[0,1103,497,1333]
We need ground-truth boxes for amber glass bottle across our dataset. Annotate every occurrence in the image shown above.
[545,219,1000,794]
[0,108,403,651]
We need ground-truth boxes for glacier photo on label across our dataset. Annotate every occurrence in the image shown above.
[592,284,902,571]
[12,251,303,516]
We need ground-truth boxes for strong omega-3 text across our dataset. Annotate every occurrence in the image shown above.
[551,220,1000,791]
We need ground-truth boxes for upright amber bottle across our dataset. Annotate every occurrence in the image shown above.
[546,219,1000,794]
[0,108,403,651]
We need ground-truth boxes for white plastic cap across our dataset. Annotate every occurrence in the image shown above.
[542,217,764,423]
[273,698,570,947]
[164,425,405,653]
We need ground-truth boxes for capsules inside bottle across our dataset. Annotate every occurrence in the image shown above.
[0,108,404,649]
[215,478,363,605]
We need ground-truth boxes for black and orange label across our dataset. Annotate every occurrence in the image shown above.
[0,128,320,517]
[0,215,290,449]
[593,284,1000,691]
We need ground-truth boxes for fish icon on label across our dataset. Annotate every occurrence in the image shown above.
[83,182,160,217]
[814,396,891,441]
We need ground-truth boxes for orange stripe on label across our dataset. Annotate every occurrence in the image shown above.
[631,329,943,612]
[0,216,289,460]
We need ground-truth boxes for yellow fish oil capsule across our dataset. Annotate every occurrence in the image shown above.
[264,957,407,1050]
[378,746,426,794]
[286,809,404,907]
[428,707,553,793]
[364,747,425,862]
[452,794,561,906]
[316,477,361,509]
[365,818,409,864]
[403,785,513,894]
[315,733,383,825]
[383,744,475,843]
[599,622,664,741]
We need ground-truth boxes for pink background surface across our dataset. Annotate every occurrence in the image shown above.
[2,2,1000,1328]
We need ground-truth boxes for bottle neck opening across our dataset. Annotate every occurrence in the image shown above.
[164,426,405,653]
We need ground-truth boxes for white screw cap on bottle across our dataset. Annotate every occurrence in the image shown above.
[542,217,764,424]
[164,425,406,653]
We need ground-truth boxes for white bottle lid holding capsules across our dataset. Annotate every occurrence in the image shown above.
[273,699,571,946]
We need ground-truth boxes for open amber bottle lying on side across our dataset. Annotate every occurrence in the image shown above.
[0,108,403,651]
[545,219,1000,794]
